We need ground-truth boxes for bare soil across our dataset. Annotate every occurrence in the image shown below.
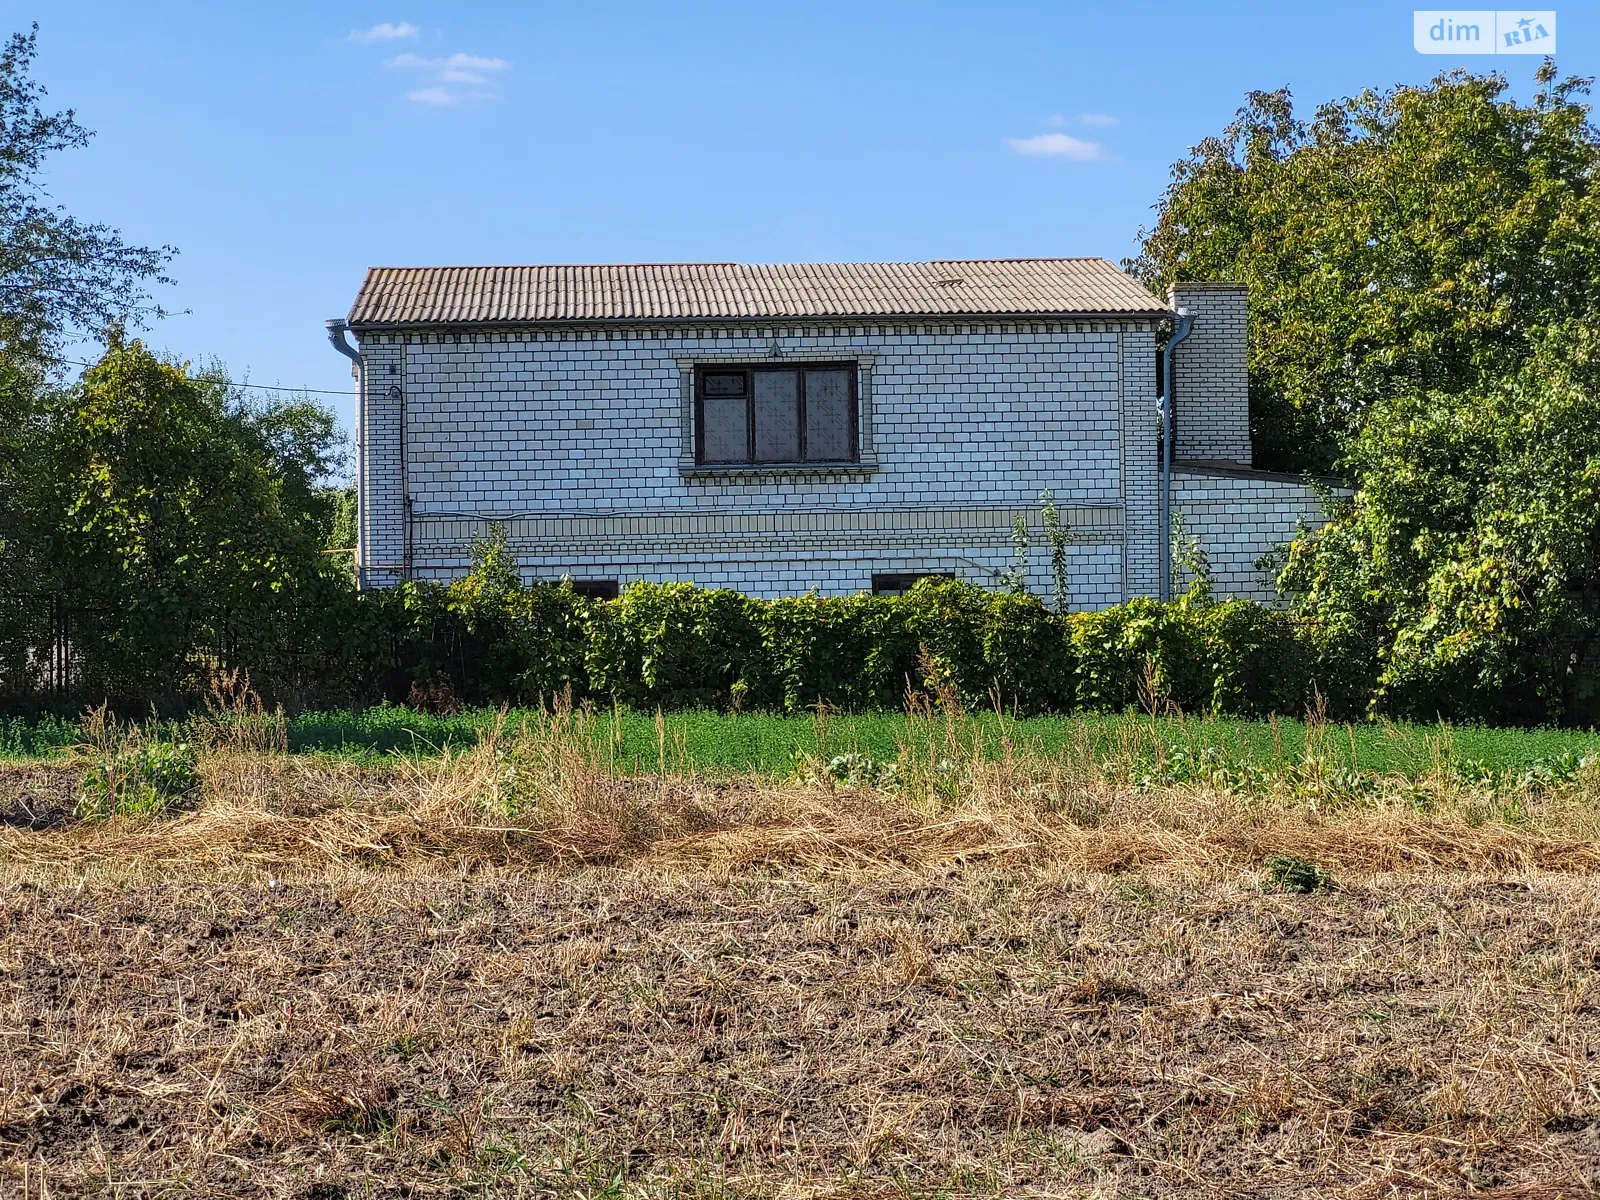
[2,739,1598,1198]
[0,764,75,831]
[2,867,1597,1198]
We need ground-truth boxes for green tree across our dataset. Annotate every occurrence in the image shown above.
[0,352,52,689]
[0,25,173,355]
[1280,321,1600,723]
[223,386,352,556]
[1127,64,1600,471]
[36,338,347,704]
[0,24,177,692]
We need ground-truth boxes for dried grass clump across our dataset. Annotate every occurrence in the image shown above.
[190,667,289,755]
[2,695,1599,886]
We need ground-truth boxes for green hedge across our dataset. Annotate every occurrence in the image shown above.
[355,575,1332,718]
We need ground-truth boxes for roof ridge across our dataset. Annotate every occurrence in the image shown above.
[361,257,1113,271]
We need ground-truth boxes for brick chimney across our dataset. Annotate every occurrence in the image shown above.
[1169,282,1251,467]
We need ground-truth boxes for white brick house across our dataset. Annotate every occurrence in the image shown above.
[331,260,1326,606]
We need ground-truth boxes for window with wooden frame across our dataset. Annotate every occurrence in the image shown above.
[695,363,858,465]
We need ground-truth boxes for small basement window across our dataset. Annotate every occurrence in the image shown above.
[569,579,620,600]
[871,572,955,597]
[696,362,858,465]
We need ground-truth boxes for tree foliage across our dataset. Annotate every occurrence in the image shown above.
[1,337,353,705]
[1128,63,1600,471]
[0,24,180,681]
[1280,322,1600,723]
[0,25,173,356]
[382,574,1321,719]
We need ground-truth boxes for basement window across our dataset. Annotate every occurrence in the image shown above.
[871,572,954,597]
[568,579,620,600]
[696,363,858,465]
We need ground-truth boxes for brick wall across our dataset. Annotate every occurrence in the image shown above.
[409,532,1126,605]
[1122,326,1161,598]
[352,316,1329,607]
[354,320,1162,606]
[1173,466,1343,603]
[1170,283,1251,466]
[357,340,406,588]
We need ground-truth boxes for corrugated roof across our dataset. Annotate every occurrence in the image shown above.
[347,259,1169,326]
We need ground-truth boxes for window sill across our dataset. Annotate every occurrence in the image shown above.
[679,459,879,480]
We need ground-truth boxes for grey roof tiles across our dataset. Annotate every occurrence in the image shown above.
[348,259,1169,326]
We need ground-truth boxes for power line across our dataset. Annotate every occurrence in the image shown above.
[56,357,357,398]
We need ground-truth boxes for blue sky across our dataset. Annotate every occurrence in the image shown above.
[28,2,1592,437]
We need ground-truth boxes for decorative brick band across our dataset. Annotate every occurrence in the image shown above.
[410,504,1124,558]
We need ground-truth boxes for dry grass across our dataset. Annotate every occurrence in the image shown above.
[3,703,1599,885]
[0,706,1598,1196]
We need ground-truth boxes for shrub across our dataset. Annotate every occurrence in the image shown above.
[762,581,1076,715]
[763,589,914,712]
[1067,598,1190,711]
[355,579,1339,719]
[899,579,992,705]
[442,528,592,704]
[1262,854,1335,894]
[586,582,767,710]
[976,591,1076,713]
[27,562,1362,720]
[79,740,200,821]
[1186,596,1317,716]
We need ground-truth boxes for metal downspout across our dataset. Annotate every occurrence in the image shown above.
[325,319,365,590]
[1158,308,1194,602]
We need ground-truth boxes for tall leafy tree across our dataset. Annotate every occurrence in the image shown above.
[1281,321,1600,723]
[0,350,51,690]
[224,386,353,552]
[0,25,173,355]
[40,338,348,704]
[1127,63,1600,471]
[0,27,365,708]
[0,24,176,692]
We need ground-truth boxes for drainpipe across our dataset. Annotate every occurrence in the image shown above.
[325,319,365,590]
[1158,307,1194,602]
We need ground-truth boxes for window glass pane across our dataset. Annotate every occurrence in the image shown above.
[701,394,748,462]
[703,372,745,397]
[804,369,853,460]
[753,370,799,461]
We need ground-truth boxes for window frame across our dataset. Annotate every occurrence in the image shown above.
[693,361,860,467]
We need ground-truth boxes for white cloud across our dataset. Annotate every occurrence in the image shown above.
[1079,112,1118,127]
[444,53,509,71]
[387,51,509,72]
[406,86,457,105]
[349,21,419,43]
[379,45,509,106]
[1006,133,1103,161]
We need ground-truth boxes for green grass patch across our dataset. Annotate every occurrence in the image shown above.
[77,740,201,821]
[0,713,86,759]
[4,704,1600,784]
[275,705,1600,780]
